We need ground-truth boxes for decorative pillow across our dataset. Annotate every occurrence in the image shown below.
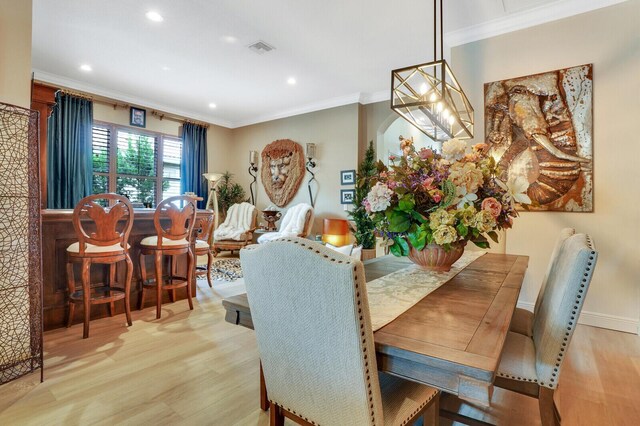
[325,243,353,256]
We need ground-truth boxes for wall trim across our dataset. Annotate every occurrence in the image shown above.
[445,0,629,47]
[32,69,234,129]
[516,301,639,335]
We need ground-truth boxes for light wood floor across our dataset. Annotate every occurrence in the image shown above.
[1,279,639,425]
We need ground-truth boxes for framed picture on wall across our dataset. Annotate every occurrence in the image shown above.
[130,107,146,128]
[340,169,356,185]
[341,189,355,204]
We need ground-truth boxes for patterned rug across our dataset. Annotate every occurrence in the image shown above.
[209,258,243,282]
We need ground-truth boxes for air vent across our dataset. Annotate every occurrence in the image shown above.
[248,40,275,54]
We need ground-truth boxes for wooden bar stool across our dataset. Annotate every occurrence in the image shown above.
[193,215,215,287]
[139,196,197,319]
[66,193,134,339]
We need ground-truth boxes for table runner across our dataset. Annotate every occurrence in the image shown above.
[367,251,486,331]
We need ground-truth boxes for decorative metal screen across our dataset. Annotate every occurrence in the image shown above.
[0,102,43,384]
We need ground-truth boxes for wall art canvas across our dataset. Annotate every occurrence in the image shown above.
[261,139,305,207]
[484,64,593,212]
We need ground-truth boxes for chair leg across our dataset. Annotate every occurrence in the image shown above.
[169,255,176,303]
[423,392,440,426]
[206,251,213,288]
[139,252,147,310]
[81,259,91,339]
[269,402,284,426]
[66,262,75,327]
[124,254,133,326]
[109,263,116,316]
[539,387,561,426]
[154,252,163,319]
[260,361,269,411]
[186,249,194,311]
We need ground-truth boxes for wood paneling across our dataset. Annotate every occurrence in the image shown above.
[42,208,212,330]
[30,83,57,209]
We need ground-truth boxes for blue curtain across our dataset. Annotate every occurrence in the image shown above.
[46,92,93,209]
[181,122,208,209]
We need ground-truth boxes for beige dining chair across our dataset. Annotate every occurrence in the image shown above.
[510,227,575,337]
[241,237,440,426]
[495,233,597,426]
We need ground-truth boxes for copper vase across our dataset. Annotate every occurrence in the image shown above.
[408,242,465,272]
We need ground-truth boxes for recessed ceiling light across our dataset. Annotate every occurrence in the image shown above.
[162,66,170,71]
[208,103,217,109]
[222,35,237,43]
[287,77,297,85]
[146,11,164,22]
[80,64,92,72]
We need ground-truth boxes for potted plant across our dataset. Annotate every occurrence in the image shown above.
[348,141,377,260]
[365,138,530,272]
[216,171,246,222]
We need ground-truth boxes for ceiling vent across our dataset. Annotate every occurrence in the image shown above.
[248,40,275,54]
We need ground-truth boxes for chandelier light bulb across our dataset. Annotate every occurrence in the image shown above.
[442,109,450,119]
[448,115,455,125]
[420,83,428,96]
[429,93,437,102]
[436,102,443,112]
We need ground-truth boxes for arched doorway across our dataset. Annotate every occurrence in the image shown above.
[375,114,442,164]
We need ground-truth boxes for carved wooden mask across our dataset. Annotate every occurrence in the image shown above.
[260,139,305,207]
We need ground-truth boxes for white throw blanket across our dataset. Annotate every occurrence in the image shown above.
[257,203,313,244]
[214,202,255,241]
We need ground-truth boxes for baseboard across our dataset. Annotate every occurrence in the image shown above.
[516,301,639,335]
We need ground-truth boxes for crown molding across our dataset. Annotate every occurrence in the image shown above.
[32,69,234,128]
[231,92,364,128]
[445,0,629,47]
[359,90,390,105]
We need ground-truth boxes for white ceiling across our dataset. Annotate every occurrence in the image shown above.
[32,0,625,128]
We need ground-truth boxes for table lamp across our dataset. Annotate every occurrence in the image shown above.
[322,218,349,246]
[203,172,223,230]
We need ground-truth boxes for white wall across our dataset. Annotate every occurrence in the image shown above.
[0,0,32,108]
[221,104,360,235]
[451,1,640,333]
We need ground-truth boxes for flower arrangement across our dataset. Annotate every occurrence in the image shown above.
[365,138,531,258]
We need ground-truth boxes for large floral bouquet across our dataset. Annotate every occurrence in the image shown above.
[365,138,530,257]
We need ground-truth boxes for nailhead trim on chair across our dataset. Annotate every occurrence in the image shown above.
[540,234,596,390]
[498,235,596,390]
[263,238,380,425]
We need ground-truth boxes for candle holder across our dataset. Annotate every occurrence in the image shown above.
[305,143,317,207]
[248,150,259,205]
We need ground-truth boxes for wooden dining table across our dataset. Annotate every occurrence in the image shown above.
[222,252,528,410]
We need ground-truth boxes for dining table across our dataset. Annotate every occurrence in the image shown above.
[222,252,528,412]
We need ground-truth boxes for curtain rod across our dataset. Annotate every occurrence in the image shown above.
[35,80,210,129]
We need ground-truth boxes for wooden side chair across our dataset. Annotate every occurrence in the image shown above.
[139,196,197,319]
[241,237,440,426]
[66,193,134,339]
[193,215,215,287]
[495,233,598,426]
[510,227,576,337]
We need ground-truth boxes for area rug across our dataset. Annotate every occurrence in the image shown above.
[209,258,243,282]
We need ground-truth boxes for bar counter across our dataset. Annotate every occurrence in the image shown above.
[42,208,214,330]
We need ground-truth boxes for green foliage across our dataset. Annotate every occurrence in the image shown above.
[115,135,167,204]
[347,141,377,249]
[216,171,246,215]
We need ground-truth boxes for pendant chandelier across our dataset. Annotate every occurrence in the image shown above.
[391,0,474,141]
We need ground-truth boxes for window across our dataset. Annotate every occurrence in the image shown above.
[91,123,182,206]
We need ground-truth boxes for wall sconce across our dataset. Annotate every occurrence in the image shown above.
[248,150,259,205]
[306,143,317,207]
[203,172,223,230]
[322,218,349,246]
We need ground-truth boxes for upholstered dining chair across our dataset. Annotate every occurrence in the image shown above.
[241,237,440,426]
[510,228,575,337]
[66,193,134,339]
[139,196,197,319]
[495,233,597,426]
